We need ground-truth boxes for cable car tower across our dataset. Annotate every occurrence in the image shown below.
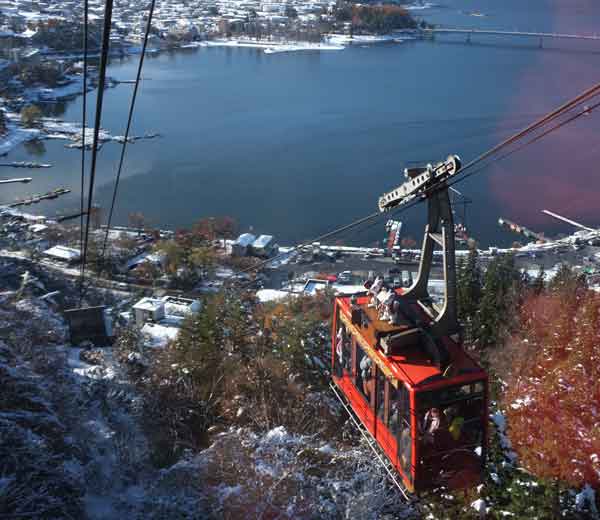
[379,155,462,344]
[331,154,487,494]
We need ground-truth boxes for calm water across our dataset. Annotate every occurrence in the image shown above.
[3,0,600,246]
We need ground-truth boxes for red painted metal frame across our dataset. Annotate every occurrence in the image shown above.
[331,296,488,493]
[331,299,414,490]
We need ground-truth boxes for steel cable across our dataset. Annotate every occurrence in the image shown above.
[79,0,114,303]
[101,0,157,258]
[79,0,88,261]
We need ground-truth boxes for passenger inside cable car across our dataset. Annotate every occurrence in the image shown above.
[417,382,486,488]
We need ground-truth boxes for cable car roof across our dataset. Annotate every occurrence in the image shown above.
[336,294,485,389]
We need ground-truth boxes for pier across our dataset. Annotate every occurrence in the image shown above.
[8,188,71,208]
[0,161,52,169]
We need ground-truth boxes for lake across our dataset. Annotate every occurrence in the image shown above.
[3,0,600,247]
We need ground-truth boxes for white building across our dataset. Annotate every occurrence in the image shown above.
[132,297,165,326]
[232,233,256,257]
[161,295,202,326]
[162,295,201,315]
[43,245,81,264]
[132,295,201,328]
[126,250,167,271]
[252,234,276,257]
[303,278,329,295]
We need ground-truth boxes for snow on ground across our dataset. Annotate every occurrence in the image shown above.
[0,103,157,156]
[402,2,438,10]
[576,484,599,516]
[263,42,344,53]
[140,322,179,348]
[0,288,418,519]
[42,117,158,148]
[325,33,405,45]
[42,118,111,143]
[470,498,487,515]
[202,39,344,53]
[65,346,117,380]
[256,288,296,302]
[194,425,417,519]
[32,74,85,101]
[491,410,518,463]
[0,120,40,155]
[0,292,208,518]
[214,266,235,278]
[510,395,534,410]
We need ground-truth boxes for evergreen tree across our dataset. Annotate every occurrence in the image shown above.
[473,254,524,351]
[532,264,546,295]
[457,247,482,342]
[548,264,587,301]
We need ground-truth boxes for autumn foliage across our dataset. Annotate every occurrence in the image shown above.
[351,5,416,33]
[336,4,417,34]
[500,283,600,487]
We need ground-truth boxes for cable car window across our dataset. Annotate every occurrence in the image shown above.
[473,381,484,394]
[396,384,412,480]
[376,368,385,421]
[342,328,351,373]
[355,342,364,388]
[334,322,352,377]
[419,383,484,411]
[351,336,357,379]
[388,385,399,434]
[417,382,486,467]
[333,308,343,377]
[355,345,374,404]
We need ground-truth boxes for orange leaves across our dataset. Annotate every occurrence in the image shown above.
[501,290,600,487]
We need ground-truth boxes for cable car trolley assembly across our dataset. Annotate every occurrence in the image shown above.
[331,154,488,493]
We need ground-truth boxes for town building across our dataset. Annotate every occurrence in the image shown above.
[132,297,165,326]
[43,245,81,264]
[125,250,167,272]
[132,295,202,347]
[232,232,256,256]
[252,234,276,257]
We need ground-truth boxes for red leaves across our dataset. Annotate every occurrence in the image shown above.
[501,290,600,487]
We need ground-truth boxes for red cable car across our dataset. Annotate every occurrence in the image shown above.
[330,156,488,493]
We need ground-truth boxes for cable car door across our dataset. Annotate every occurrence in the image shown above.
[355,343,376,436]
[375,372,398,462]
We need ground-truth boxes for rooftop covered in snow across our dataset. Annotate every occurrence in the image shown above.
[43,245,81,263]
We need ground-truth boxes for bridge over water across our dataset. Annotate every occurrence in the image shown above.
[420,27,600,45]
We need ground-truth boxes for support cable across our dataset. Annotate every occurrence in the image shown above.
[101,0,157,258]
[446,97,600,192]
[458,84,600,175]
[79,0,114,303]
[79,0,89,259]
[224,210,383,284]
